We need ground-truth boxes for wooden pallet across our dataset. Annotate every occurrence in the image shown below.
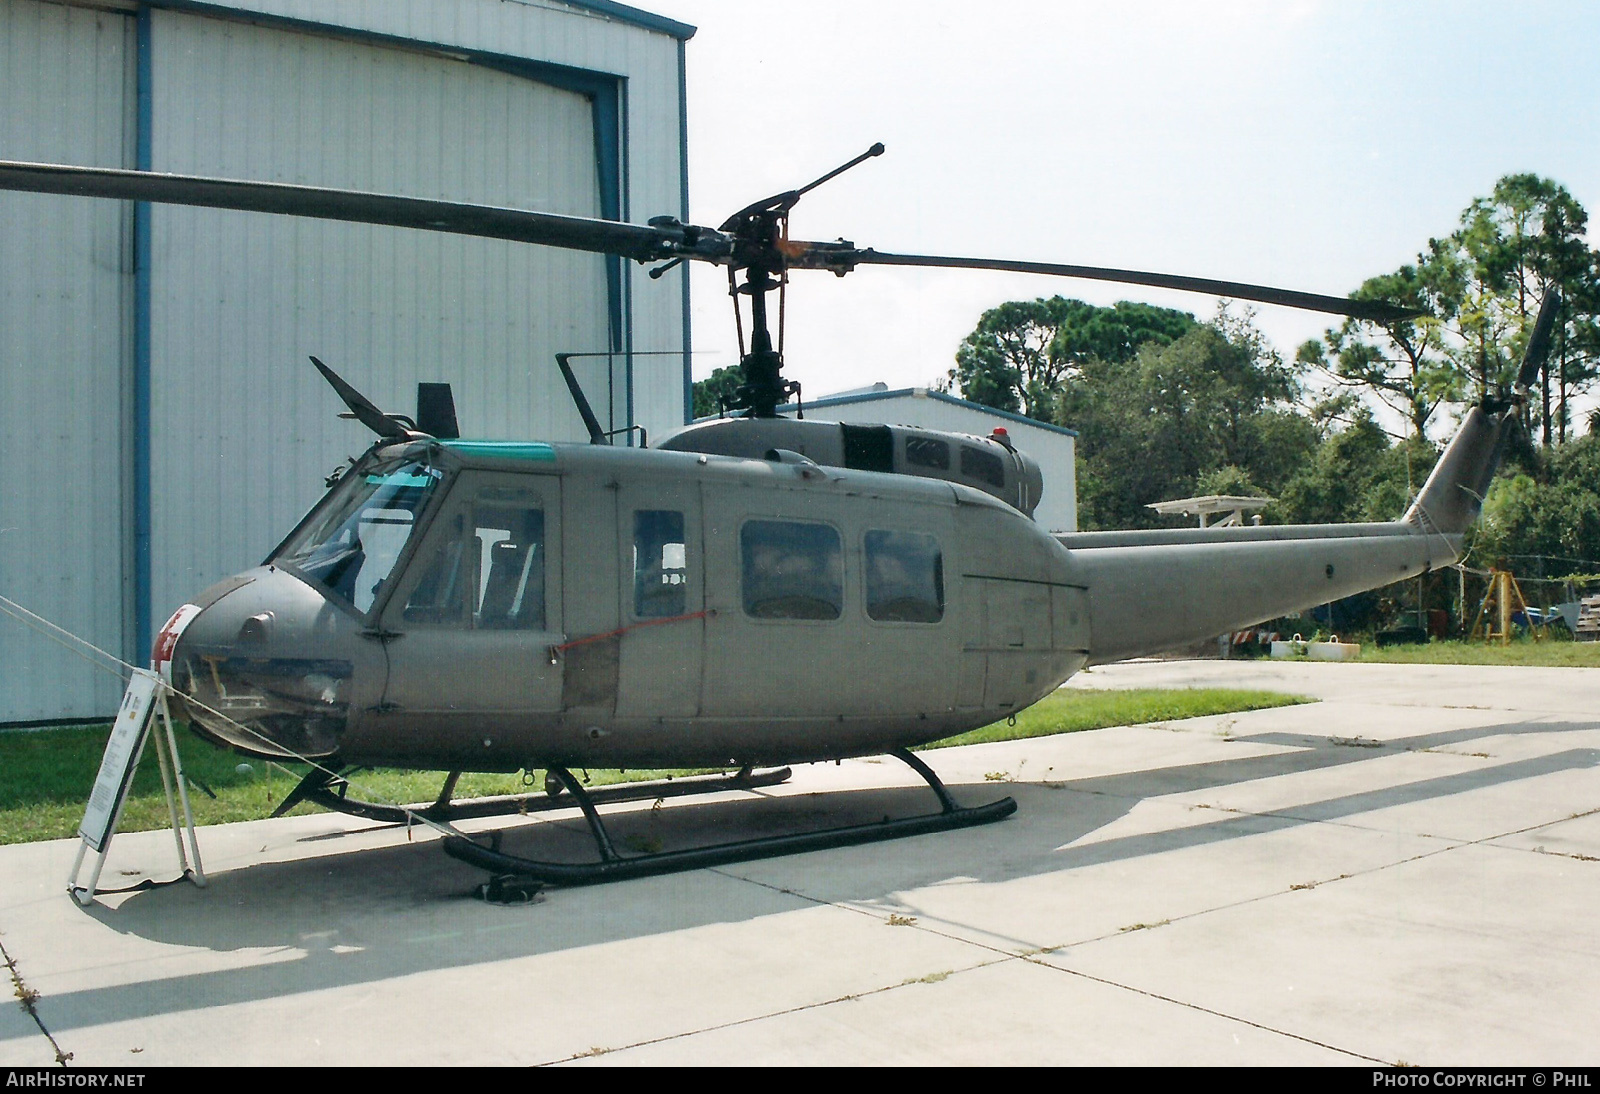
[1576,595,1600,641]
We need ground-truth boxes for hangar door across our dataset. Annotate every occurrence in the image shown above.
[145,10,614,623]
[0,1,132,722]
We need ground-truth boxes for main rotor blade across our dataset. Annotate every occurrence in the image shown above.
[0,160,686,262]
[827,248,1418,322]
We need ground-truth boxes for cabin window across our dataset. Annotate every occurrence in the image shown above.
[274,453,445,613]
[634,510,687,618]
[905,436,950,470]
[961,444,1007,488]
[741,520,843,620]
[865,530,944,623]
[403,487,545,629]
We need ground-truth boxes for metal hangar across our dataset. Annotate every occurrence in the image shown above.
[0,0,695,723]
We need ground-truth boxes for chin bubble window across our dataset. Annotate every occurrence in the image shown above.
[864,530,944,623]
[741,520,843,620]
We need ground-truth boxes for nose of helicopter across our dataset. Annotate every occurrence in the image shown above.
[158,566,365,760]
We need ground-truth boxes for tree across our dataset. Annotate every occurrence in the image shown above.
[1273,410,1438,526]
[1441,175,1600,445]
[1067,317,1314,529]
[1471,433,1600,569]
[1193,464,1263,499]
[1296,260,1459,440]
[949,297,1194,420]
[1307,176,1600,449]
[691,364,744,419]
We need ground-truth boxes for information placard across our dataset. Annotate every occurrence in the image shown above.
[80,670,162,853]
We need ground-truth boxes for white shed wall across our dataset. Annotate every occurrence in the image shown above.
[0,0,132,721]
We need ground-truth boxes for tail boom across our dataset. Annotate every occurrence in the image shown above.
[1070,528,1458,663]
[1058,397,1518,662]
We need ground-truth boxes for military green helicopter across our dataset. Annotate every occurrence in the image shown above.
[0,148,1555,885]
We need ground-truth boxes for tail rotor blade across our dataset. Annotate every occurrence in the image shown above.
[1516,290,1562,394]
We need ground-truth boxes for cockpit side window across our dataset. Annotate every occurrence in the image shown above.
[403,485,546,629]
[273,454,445,613]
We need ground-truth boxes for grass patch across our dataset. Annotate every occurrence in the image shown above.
[1,686,1308,845]
[0,723,720,846]
[928,687,1310,749]
[1355,638,1600,667]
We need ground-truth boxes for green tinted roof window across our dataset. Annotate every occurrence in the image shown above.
[442,441,558,462]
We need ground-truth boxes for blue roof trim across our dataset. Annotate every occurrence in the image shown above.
[562,0,697,40]
[786,388,1079,438]
[140,1,694,45]
[143,2,634,83]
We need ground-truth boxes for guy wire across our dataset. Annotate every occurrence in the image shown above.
[0,592,467,842]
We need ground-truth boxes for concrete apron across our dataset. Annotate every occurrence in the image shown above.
[0,660,1596,1066]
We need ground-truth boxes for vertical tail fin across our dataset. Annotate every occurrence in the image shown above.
[1406,291,1560,536]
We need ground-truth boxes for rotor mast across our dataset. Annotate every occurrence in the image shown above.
[719,143,885,418]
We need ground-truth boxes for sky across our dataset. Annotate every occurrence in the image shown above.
[640,0,1600,428]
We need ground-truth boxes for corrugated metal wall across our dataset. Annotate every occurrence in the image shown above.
[0,1,132,721]
[147,8,611,618]
[166,0,694,442]
[0,0,691,723]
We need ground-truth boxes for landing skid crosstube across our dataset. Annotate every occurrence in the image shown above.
[439,749,1017,886]
[273,764,795,825]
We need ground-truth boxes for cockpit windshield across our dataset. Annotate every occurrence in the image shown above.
[273,451,447,613]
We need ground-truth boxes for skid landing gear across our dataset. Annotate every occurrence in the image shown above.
[440,749,1017,886]
[273,763,794,825]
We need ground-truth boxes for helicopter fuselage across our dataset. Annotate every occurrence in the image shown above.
[163,437,1085,770]
[158,391,1489,778]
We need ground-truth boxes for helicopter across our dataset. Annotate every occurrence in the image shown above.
[0,146,1557,885]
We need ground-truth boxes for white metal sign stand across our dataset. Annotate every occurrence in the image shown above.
[68,668,206,906]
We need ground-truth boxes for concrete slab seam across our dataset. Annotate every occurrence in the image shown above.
[698,751,1600,1062]
[539,950,1016,1065]
[2,932,72,1065]
[706,866,1388,1065]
